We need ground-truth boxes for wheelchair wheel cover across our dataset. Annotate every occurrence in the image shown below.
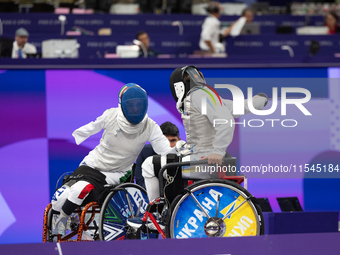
[99,183,149,241]
[168,179,263,238]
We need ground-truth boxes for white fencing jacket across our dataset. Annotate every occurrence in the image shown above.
[72,108,176,175]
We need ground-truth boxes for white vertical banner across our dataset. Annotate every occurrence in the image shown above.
[328,68,340,151]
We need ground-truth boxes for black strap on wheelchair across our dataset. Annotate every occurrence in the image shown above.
[152,156,162,179]
[63,165,108,193]
[129,163,136,183]
[165,154,183,205]
[151,156,163,213]
[153,154,183,205]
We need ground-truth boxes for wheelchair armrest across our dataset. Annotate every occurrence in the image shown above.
[158,156,238,197]
[222,156,237,165]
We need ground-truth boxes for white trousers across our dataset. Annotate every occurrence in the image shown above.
[51,170,126,212]
[142,153,218,202]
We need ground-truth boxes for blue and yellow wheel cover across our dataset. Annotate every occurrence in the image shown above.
[170,184,259,238]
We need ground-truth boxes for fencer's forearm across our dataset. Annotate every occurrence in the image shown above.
[149,125,176,156]
[72,112,106,145]
[72,121,103,145]
[223,24,233,37]
[224,95,267,118]
[243,95,267,115]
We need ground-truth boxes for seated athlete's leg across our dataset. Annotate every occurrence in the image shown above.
[51,185,71,212]
[101,170,129,186]
[143,154,218,202]
[52,180,95,236]
[63,180,95,214]
[127,156,167,231]
[142,156,159,202]
[54,167,126,215]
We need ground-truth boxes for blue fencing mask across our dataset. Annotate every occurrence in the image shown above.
[119,83,148,124]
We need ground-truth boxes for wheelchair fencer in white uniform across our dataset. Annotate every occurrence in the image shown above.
[139,66,268,203]
[49,83,177,240]
[126,66,268,237]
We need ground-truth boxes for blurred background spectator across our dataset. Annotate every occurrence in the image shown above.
[198,1,255,53]
[135,30,160,57]
[242,8,254,23]
[0,0,339,14]
[325,11,339,34]
[12,28,37,58]
[199,1,225,53]
[1,0,340,59]
[224,8,254,37]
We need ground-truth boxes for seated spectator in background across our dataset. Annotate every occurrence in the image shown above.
[136,31,160,58]
[325,11,338,34]
[135,121,180,189]
[199,1,254,53]
[242,8,254,24]
[199,2,255,54]
[199,1,225,53]
[224,8,254,37]
[12,28,37,59]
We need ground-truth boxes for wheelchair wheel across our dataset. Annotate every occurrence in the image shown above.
[167,179,264,238]
[46,205,100,242]
[99,183,149,241]
[47,209,79,242]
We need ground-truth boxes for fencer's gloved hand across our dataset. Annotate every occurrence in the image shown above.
[175,140,190,156]
[257,93,268,107]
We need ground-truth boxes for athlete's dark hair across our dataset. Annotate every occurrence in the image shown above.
[206,1,220,14]
[327,11,339,23]
[136,30,148,39]
[160,122,179,138]
[241,8,252,17]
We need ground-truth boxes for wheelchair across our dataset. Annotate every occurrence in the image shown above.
[43,157,264,242]
[43,174,150,242]
[125,157,265,239]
